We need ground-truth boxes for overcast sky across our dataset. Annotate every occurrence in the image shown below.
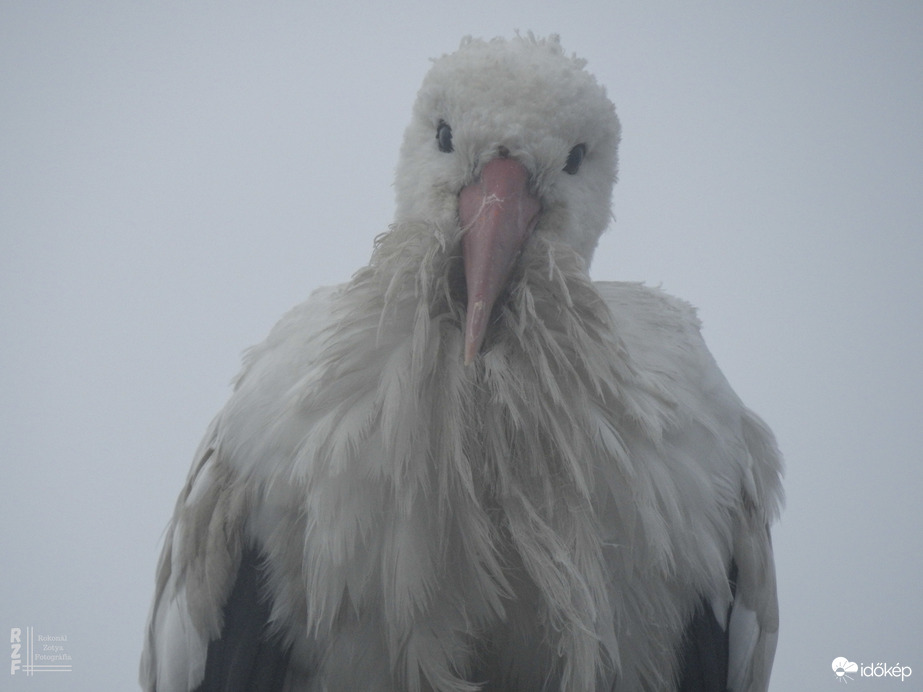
[2,2,921,690]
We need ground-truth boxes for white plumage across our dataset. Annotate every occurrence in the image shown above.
[141,35,783,691]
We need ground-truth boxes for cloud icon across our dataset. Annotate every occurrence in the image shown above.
[832,657,859,680]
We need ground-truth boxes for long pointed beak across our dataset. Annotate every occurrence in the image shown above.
[458,157,541,365]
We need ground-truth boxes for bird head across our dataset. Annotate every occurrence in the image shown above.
[392,35,621,364]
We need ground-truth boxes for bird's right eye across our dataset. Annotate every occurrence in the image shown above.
[436,121,454,153]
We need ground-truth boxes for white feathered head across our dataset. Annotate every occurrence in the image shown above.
[392,35,621,362]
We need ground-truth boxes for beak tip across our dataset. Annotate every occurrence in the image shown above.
[463,300,487,365]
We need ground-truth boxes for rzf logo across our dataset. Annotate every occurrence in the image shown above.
[10,628,22,675]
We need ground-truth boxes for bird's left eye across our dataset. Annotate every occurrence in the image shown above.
[436,121,454,153]
[563,144,586,174]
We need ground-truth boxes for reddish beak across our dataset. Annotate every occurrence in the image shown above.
[458,157,541,365]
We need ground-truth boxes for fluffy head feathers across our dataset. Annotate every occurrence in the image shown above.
[394,34,621,265]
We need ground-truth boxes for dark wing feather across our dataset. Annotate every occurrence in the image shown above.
[195,547,292,692]
[676,561,738,692]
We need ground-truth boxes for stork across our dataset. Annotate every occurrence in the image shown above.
[141,35,783,691]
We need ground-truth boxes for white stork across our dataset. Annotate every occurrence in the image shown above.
[141,35,783,692]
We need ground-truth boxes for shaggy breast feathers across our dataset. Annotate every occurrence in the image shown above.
[142,270,782,691]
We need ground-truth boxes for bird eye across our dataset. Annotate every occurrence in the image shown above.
[436,120,454,153]
[563,144,586,174]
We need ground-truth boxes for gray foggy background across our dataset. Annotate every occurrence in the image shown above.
[2,2,921,690]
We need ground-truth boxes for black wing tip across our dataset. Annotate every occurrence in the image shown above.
[195,547,293,692]
[676,560,738,692]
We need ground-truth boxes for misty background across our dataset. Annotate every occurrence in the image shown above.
[2,2,921,690]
